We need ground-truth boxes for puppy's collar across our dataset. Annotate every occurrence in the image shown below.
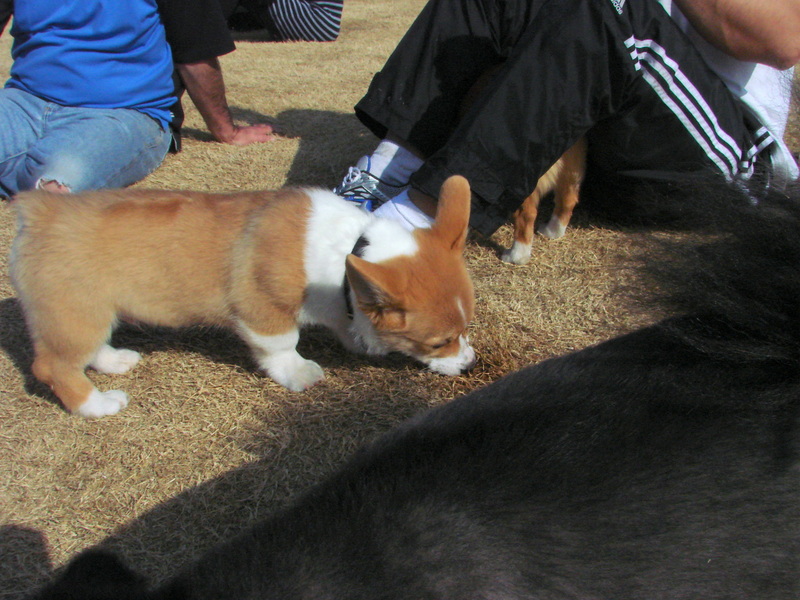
[344,235,369,319]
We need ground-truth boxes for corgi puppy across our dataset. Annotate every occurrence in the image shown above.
[459,64,587,266]
[9,176,476,418]
[501,137,587,265]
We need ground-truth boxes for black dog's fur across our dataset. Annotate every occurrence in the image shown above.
[31,183,800,599]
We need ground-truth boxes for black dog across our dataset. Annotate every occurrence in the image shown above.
[31,182,800,599]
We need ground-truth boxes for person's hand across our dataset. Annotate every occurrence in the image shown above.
[223,122,277,146]
[176,60,282,146]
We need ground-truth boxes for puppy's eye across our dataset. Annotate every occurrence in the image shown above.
[430,338,452,350]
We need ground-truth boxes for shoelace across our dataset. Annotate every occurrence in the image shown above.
[341,166,363,186]
[338,167,381,202]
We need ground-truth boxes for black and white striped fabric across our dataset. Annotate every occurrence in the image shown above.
[267,0,343,42]
[623,35,773,182]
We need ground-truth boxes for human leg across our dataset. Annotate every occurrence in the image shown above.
[239,0,344,41]
[5,103,171,194]
[337,0,611,225]
[337,0,547,207]
[350,0,770,236]
[354,0,550,157]
[0,88,47,197]
[339,0,617,222]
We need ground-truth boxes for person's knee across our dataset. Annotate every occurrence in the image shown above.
[37,178,72,194]
[34,154,84,193]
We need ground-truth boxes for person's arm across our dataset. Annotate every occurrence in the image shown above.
[0,0,12,36]
[672,0,800,69]
[158,0,276,146]
[176,58,275,146]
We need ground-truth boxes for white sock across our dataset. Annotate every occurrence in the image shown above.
[373,189,434,231]
[363,141,424,186]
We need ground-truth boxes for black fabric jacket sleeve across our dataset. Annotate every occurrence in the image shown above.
[0,0,12,36]
[156,0,235,64]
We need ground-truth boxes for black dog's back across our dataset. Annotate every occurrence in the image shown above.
[32,184,800,598]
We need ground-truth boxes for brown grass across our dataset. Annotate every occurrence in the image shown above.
[0,3,798,598]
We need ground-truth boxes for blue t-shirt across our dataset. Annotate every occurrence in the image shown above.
[6,0,175,128]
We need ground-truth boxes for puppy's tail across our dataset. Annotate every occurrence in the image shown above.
[636,180,800,372]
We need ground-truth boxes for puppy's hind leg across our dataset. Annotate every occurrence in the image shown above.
[538,138,586,240]
[33,345,130,419]
[28,308,130,418]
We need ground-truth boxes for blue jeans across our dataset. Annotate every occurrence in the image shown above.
[0,87,172,197]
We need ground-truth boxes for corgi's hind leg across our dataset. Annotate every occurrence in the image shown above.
[237,323,324,392]
[28,306,130,417]
[33,346,129,418]
[538,178,580,239]
[538,138,586,240]
[502,190,541,265]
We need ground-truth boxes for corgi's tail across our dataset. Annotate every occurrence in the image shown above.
[636,181,800,371]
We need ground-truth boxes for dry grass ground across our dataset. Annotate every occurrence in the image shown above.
[0,3,798,598]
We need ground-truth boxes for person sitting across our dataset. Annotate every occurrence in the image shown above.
[227,0,344,42]
[0,0,176,196]
[334,0,800,233]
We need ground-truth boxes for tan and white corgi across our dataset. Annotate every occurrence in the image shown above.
[501,137,587,265]
[9,176,476,418]
[460,65,587,266]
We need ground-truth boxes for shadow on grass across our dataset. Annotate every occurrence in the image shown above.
[8,375,430,598]
[0,297,52,403]
[0,526,52,600]
[175,106,373,192]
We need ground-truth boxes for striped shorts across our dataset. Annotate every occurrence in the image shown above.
[267,0,343,42]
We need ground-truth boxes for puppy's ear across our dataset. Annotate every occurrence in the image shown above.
[430,175,471,251]
[31,549,149,600]
[345,255,407,326]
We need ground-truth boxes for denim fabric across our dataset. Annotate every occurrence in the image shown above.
[0,87,172,197]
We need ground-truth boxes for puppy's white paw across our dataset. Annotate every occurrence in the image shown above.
[265,354,325,392]
[90,345,141,374]
[501,242,532,265]
[75,389,130,419]
[537,216,567,240]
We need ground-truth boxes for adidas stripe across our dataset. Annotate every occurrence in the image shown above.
[625,36,775,181]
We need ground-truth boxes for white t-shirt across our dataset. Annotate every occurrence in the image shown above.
[658,0,799,183]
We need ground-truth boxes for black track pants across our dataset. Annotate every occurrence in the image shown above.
[354,0,773,235]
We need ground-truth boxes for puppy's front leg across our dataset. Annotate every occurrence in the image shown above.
[237,323,324,391]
